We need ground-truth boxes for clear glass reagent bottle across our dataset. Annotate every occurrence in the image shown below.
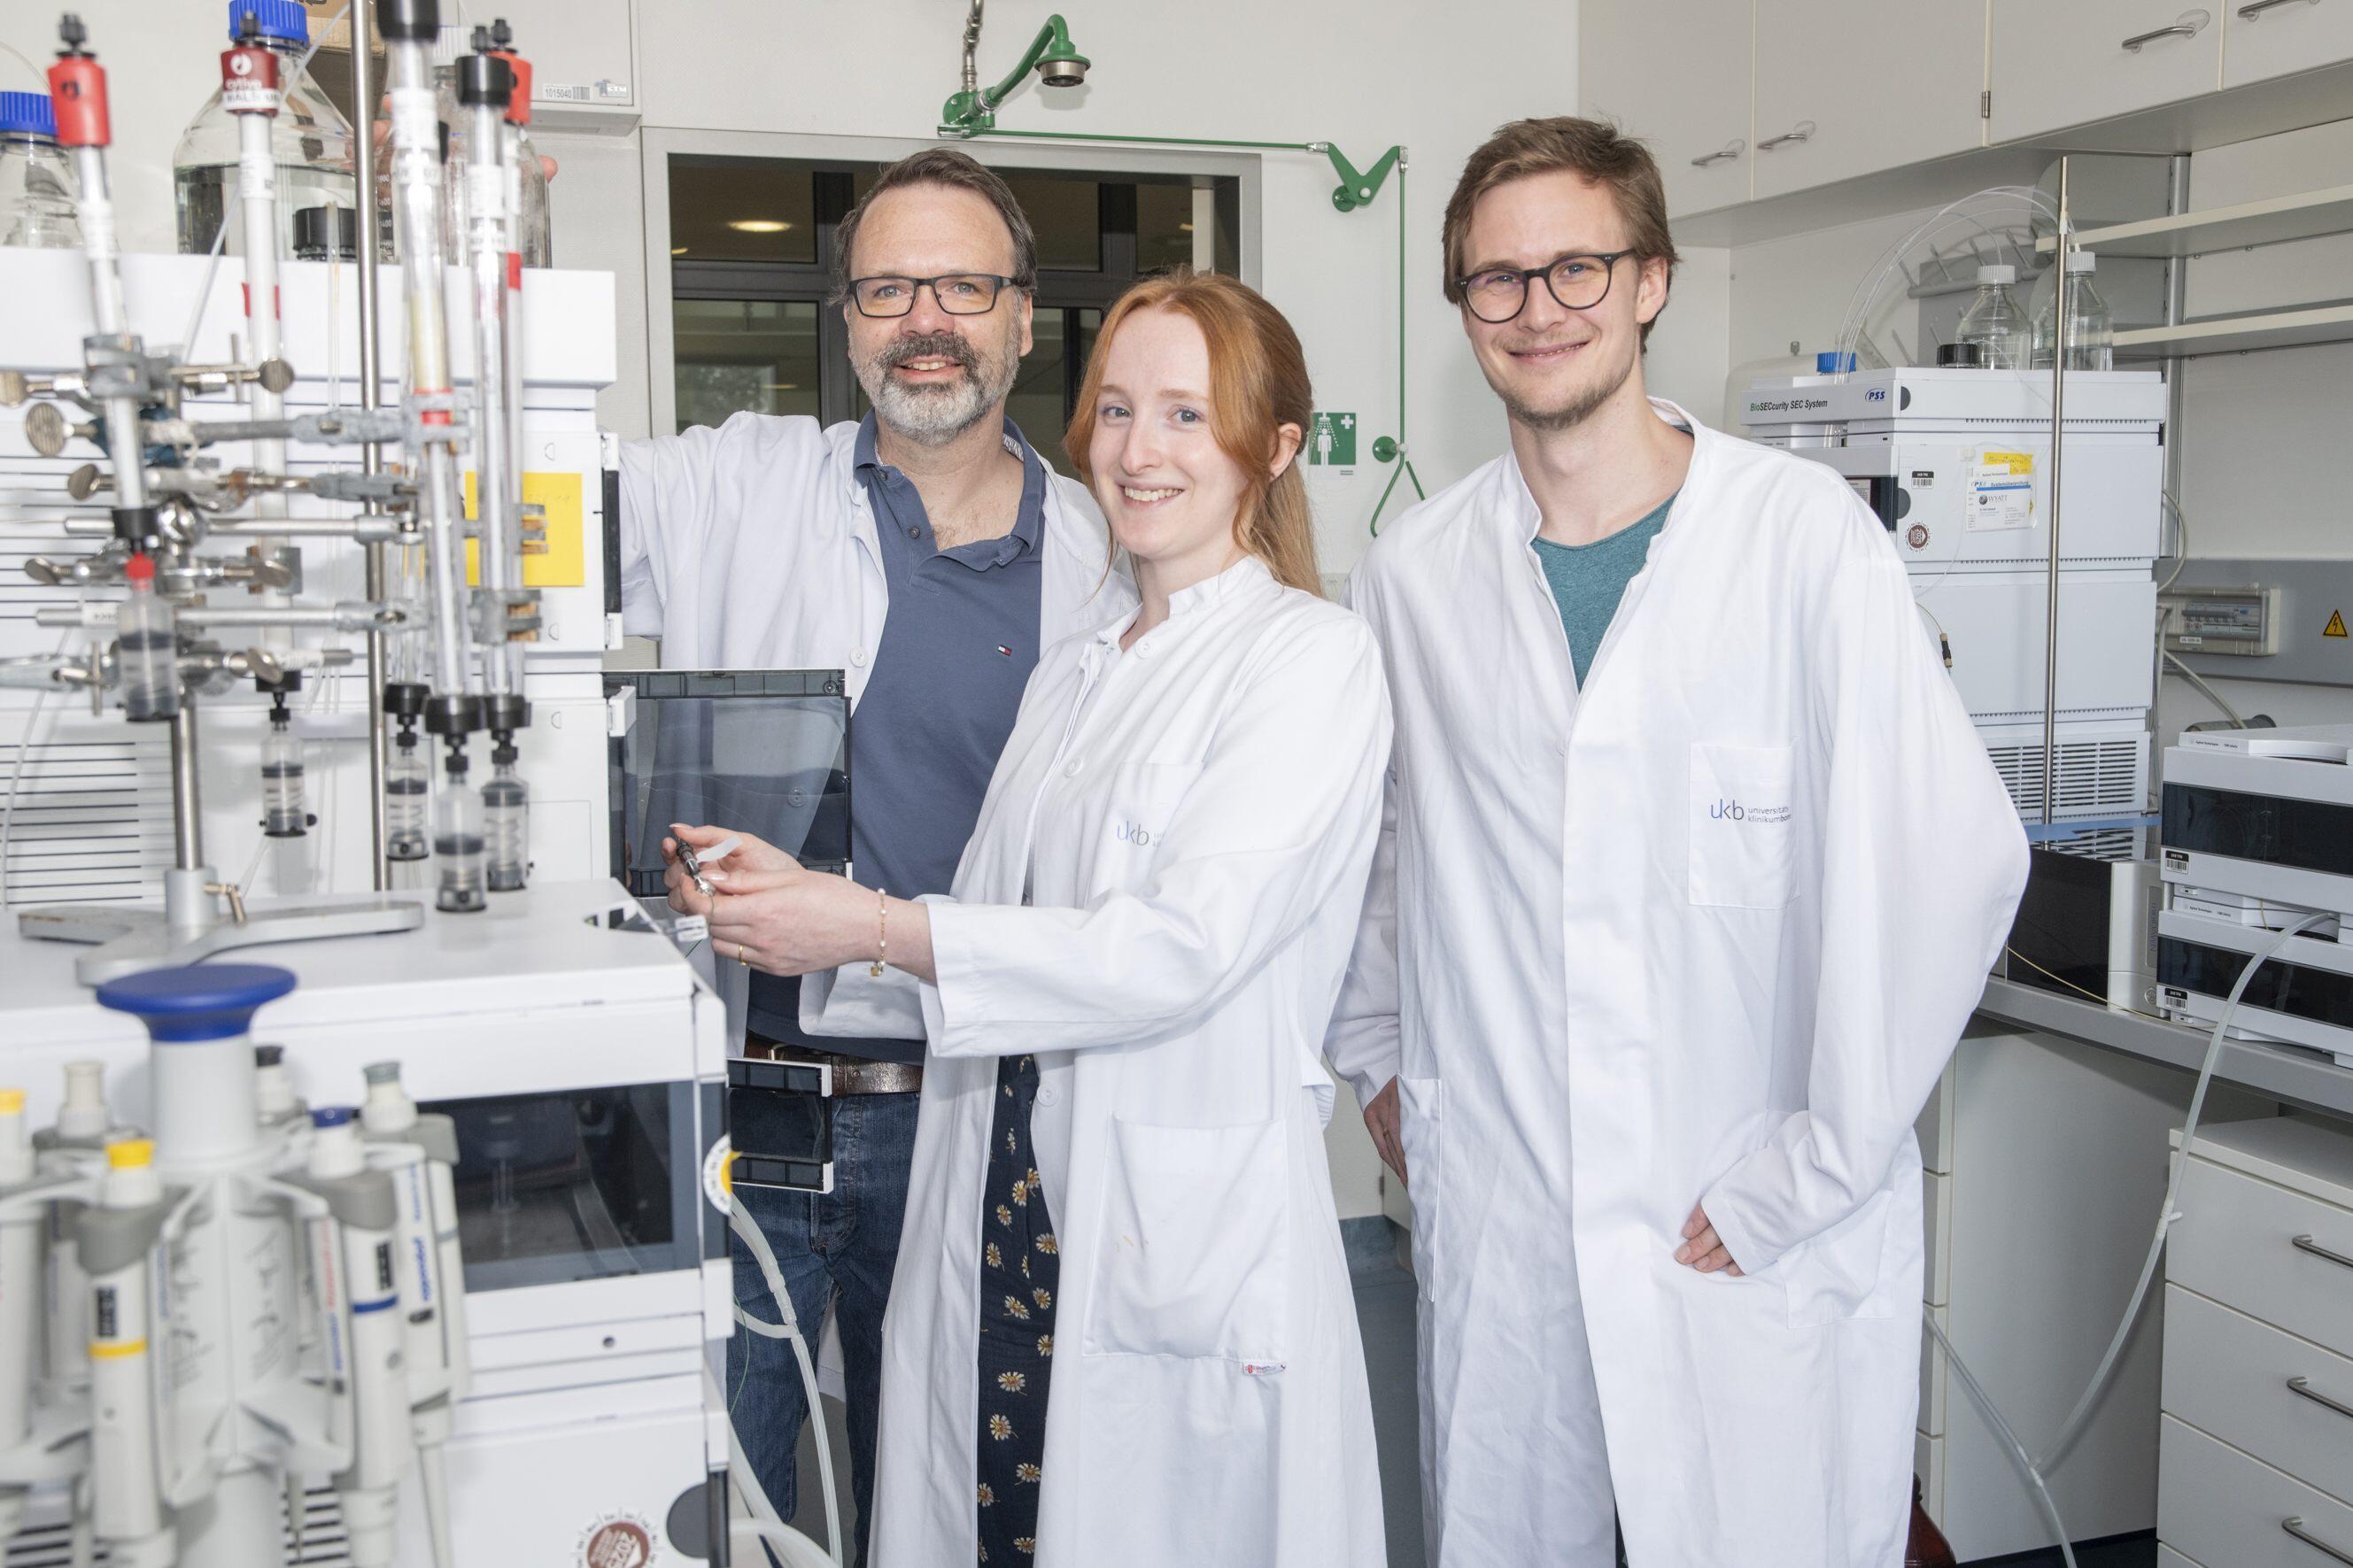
[172,0,357,259]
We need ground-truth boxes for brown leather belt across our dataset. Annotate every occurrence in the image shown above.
[740,1035,924,1095]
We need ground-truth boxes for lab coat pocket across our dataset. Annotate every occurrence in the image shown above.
[1084,1116,1289,1363]
[1687,743,1797,909]
[1095,761,1199,887]
[1397,1076,1443,1294]
[1777,1186,1897,1327]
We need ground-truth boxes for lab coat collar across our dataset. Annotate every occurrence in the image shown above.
[1087,553,1277,646]
[1495,395,1710,545]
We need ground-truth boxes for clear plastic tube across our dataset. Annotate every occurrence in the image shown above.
[116,556,178,723]
[386,738,429,861]
[483,761,526,892]
[432,773,485,914]
[260,715,307,838]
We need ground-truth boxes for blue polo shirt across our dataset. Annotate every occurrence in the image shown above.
[745,414,1048,1062]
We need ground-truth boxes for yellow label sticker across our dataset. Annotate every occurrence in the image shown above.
[1978,450,2034,475]
[2326,609,2348,639]
[461,470,586,589]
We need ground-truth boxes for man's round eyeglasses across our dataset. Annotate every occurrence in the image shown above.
[848,274,1021,319]
[1456,251,1635,325]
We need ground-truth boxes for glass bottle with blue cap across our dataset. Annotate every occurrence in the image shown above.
[171,0,357,260]
[0,89,80,249]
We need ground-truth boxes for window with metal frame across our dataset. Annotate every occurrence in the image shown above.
[668,157,1241,475]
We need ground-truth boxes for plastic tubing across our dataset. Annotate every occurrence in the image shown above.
[729,1194,841,1567]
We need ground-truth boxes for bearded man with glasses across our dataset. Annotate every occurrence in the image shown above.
[619,148,1128,1566]
[1327,116,2027,1568]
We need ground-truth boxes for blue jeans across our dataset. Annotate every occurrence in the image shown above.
[729,1086,919,1568]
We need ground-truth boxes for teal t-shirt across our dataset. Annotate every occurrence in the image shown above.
[1532,491,1676,687]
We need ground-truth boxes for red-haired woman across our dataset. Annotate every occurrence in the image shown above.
[670,270,1389,1566]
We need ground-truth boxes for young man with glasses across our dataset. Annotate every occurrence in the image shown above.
[1327,117,2027,1567]
[619,147,1129,1565]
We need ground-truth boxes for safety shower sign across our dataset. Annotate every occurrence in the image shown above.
[1309,411,1357,467]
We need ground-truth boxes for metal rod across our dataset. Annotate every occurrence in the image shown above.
[352,0,391,891]
[169,704,205,870]
[2161,154,2191,507]
[2041,156,2071,829]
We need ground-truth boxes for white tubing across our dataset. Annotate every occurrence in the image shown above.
[1931,911,2333,1564]
[728,1194,841,1568]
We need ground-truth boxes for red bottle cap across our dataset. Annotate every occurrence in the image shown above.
[125,552,154,584]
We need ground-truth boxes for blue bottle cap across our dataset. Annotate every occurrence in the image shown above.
[0,92,58,139]
[228,0,310,44]
[94,964,298,1043]
[310,1106,356,1128]
[1815,351,1858,374]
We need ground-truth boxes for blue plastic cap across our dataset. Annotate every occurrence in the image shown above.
[228,0,309,44]
[0,91,58,139]
[310,1106,356,1128]
[94,964,298,1043]
[1815,351,1858,374]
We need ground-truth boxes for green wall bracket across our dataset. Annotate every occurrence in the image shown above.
[1320,143,1404,213]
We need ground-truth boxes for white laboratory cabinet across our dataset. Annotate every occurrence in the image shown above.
[2223,0,2353,89]
[1578,0,1757,216]
[1914,1023,2274,1560]
[2160,1116,2353,1568]
[1985,1,2224,143]
[1748,0,1988,198]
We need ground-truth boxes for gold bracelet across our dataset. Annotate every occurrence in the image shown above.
[871,888,887,979]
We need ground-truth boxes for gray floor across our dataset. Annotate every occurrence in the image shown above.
[779,1233,2148,1568]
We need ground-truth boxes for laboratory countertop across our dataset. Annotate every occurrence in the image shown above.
[1976,977,2353,1124]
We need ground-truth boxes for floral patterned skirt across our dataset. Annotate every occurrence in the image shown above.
[975,1054,1059,1564]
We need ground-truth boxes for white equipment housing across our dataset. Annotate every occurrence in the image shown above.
[0,248,617,912]
[0,880,731,1567]
[1741,367,2166,854]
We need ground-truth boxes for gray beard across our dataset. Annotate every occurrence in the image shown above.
[856,326,1024,447]
[1492,336,1637,436]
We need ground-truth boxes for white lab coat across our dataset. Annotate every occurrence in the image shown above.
[1328,401,2028,1568]
[618,412,1133,1037]
[870,557,1391,1568]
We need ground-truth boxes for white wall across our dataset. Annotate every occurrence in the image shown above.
[2,0,1589,1223]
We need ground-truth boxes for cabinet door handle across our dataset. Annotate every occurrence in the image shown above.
[1756,120,1815,151]
[2239,0,2319,17]
[2287,1518,2353,1565]
[2294,1232,2353,1270]
[2288,1376,2353,1422]
[1691,140,1746,167]
[2125,9,2212,50]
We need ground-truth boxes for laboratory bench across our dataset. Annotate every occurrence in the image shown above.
[1919,979,2353,1567]
[1976,977,2353,1127]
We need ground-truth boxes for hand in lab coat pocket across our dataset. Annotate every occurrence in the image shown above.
[1084,1117,1290,1363]
[1687,742,1797,909]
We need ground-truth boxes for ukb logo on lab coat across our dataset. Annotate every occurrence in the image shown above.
[1689,741,1797,909]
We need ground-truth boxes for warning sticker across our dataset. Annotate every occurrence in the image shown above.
[1968,450,2035,532]
[2326,609,2348,639]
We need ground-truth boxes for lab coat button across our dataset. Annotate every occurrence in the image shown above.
[851,650,867,668]
[1036,1085,1059,1107]
[1064,759,1083,778]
